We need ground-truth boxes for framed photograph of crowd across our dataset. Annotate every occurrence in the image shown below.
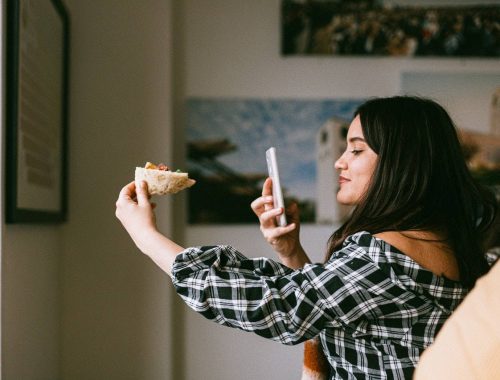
[281,0,500,57]
[186,97,365,224]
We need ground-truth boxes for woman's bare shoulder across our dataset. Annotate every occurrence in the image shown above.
[374,231,460,281]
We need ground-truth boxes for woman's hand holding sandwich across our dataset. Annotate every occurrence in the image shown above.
[251,178,311,269]
[116,181,184,277]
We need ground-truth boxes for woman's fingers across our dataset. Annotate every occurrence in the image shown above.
[262,223,297,243]
[251,177,280,218]
[260,207,283,226]
[252,177,300,249]
[116,182,138,211]
[118,181,136,200]
[262,178,274,212]
[262,177,273,197]
[136,181,151,206]
[251,195,273,215]
[117,181,153,207]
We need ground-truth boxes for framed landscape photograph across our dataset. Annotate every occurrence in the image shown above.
[6,0,70,223]
[186,97,365,225]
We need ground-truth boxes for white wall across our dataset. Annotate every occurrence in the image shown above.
[1,1,178,379]
[2,228,61,379]
[178,1,500,379]
[60,1,175,379]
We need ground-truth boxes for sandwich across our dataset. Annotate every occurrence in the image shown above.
[135,162,196,195]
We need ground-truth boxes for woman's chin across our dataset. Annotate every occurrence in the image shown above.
[336,194,355,206]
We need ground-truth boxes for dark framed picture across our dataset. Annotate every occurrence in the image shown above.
[282,0,500,57]
[6,0,70,223]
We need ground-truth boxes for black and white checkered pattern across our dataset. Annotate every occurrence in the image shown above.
[172,231,468,379]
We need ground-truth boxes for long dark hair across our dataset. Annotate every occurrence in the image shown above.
[326,96,497,287]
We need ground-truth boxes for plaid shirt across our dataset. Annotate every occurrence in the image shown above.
[172,231,468,379]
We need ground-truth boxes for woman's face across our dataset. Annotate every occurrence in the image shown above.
[334,116,378,205]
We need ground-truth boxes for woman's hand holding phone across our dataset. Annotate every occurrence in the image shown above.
[251,178,310,268]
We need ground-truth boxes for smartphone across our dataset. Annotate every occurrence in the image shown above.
[266,147,287,227]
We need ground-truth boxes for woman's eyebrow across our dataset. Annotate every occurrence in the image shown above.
[348,136,366,143]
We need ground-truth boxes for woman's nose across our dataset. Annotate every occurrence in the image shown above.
[334,156,347,170]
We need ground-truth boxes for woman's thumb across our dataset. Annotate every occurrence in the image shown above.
[136,181,150,205]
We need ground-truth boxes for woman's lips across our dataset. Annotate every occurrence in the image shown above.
[339,176,350,184]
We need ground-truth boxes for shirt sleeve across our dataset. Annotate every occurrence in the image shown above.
[171,244,435,345]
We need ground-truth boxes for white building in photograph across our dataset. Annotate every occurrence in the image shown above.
[316,117,352,224]
[492,87,500,137]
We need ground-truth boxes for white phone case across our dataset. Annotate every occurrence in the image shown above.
[266,147,287,227]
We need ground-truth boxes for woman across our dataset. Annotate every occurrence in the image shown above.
[116,96,497,379]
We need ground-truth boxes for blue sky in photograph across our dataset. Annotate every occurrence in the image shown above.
[186,98,365,201]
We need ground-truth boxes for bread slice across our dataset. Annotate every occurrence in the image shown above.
[135,167,196,195]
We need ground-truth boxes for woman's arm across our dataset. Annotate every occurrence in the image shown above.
[115,181,183,276]
[251,177,312,269]
[171,239,441,346]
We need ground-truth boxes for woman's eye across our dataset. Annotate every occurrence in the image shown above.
[350,149,362,155]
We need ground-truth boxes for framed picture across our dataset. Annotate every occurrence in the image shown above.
[282,0,500,57]
[6,0,70,223]
[186,97,365,224]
